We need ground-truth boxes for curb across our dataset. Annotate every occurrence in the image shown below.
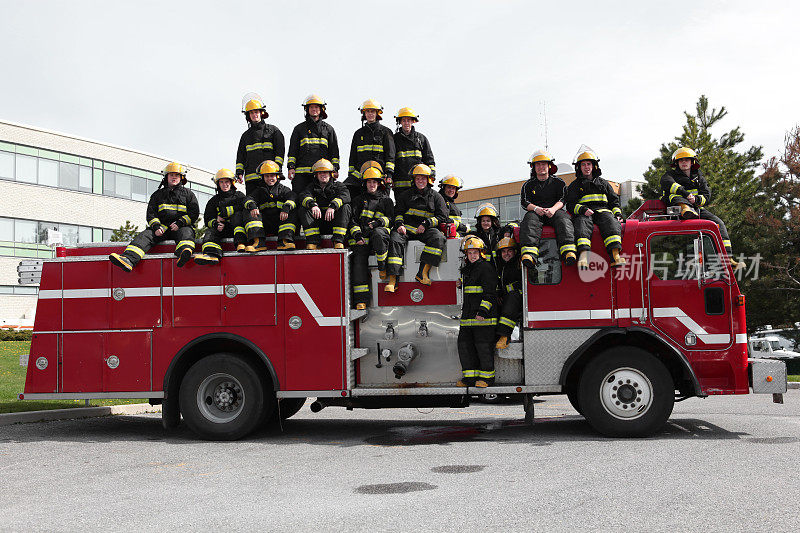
[0,403,161,426]
[789,382,799,390]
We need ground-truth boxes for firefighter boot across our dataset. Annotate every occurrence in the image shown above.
[475,380,489,388]
[521,254,538,268]
[236,243,247,253]
[306,243,319,250]
[176,248,192,268]
[379,270,388,280]
[730,256,746,271]
[384,274,398,292]
[193,254,219,266]
[334,242,345,249]
[456,380,468,387]
[277,240,295,250]
[680,204,699,220]
[495,336,509,350]
[109,253,133,272]
[610,248,626,268]
[355,303,366,310]
[564,252,577,266]
[415,264,432,285]
[577,251,590,269]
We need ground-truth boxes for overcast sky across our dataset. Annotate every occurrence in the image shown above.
[1,0,797,188]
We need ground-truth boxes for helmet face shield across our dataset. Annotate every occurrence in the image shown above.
[242,92,267,119]
[303,94,328,119]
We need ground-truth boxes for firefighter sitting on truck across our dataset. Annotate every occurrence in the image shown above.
[236,93,285,195]
[457,236,499,388]
[194,168,251,265]
[565,146,626,269]
[109,162,199,272]
[348,161,394,310]
[661,147,744,270]
[243,160,298,251]
[384,164,447,292]
[345,99,396,197]
[287,94,340,194]
[495,236,522,350]
[438,174,468,235]
[299,159,351,250]
[393,107,435,194]
[519,149,576,269]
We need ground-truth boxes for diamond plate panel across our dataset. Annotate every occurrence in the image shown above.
[523,329,599,386]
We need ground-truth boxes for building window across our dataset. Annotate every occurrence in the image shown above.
[0,151,13,179]
[0,217,111,258]
[38,158,59,187]
[15,154,37,183]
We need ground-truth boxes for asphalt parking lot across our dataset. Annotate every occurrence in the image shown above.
[1,392,798,532]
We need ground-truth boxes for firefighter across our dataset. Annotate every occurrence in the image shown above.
[519,149,577,268]
[299,158,351,249]
[348,162,394,310]
[661,147,744,269]
[393,107,435,193]
[494,236,522,350]
[385,164,447,292]
[235,94,285,195]
[438,174,468,235]
[243,160,298,251]
[193,168,251,265]
[467,203,514,264]
[287,94,340,194]
[457,236,498,388]
[345,99,396,198]
[565,146,626,269]
[109,162,199,271]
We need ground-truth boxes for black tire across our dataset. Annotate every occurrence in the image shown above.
[577,347,674,437]
[179,353,275,441]
[277,397,306,420]
[565,386,582,416]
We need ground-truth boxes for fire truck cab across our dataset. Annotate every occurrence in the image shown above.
[19,200,787,440]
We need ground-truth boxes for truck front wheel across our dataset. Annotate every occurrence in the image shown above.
[179,353,274,440]
[578,347,674,437]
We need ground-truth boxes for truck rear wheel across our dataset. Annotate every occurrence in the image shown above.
[179,353,274,440]
[566,387,582,416]
[578,347,674,437]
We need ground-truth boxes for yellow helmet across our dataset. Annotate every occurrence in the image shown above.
[411,163,435,185]
[475,203,499,222]
[303,94,328,119]
[212,168,236,184]
[241,92,268,119]
[359,98,383,118]
[244,99,265,112]
[438,174,462,189]
[671,146,699,170]
[362,167,384,183]
[573,144,602,177]
[162,162,187,176]
[360,160,383,175]
[257,160,283,179]
[312,158,335,174]
[528,149,558,175]
[496,236,518,251]
[462,236,486,253]
[395,107,419,124]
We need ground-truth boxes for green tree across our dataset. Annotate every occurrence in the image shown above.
[109,221,139,242]
[640,95,763,250]
[741,126,800,330]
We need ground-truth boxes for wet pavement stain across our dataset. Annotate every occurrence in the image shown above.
[742,436,799,444]
[431,465,485,474]
[364,419,530,447]
[355,482,437,494]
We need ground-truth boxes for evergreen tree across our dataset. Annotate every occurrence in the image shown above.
[640,96,763,249]
[109,221,139,242]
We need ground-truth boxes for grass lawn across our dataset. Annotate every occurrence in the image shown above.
[0,341,145,414]
[790,375,799,382]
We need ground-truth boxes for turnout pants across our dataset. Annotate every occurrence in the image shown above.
[573,210,621,255]
[301,204,351,245]
[458,324,496,385]
[520,210,576,260]
[121,226,195,267]
[497,291,523,337]
[350,227,389,306]
[251,209,298,242]
[386,227,445,275]
[235,210,266,245]
[291,172,313,194]
[670,198,732,253]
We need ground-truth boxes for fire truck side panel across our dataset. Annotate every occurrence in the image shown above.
[221,256,278,326]
[172,260,223,327]
[524,329,600,387]
[60,332,103,392]
[102,331,152,391]
[33,262,61,332]
[24,333,58,393]
[281,252,347,391]
[110,258,163,329]
[62,260,109,331]
[525,229,614,329]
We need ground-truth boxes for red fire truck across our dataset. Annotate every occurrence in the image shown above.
[18,200,786,440]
